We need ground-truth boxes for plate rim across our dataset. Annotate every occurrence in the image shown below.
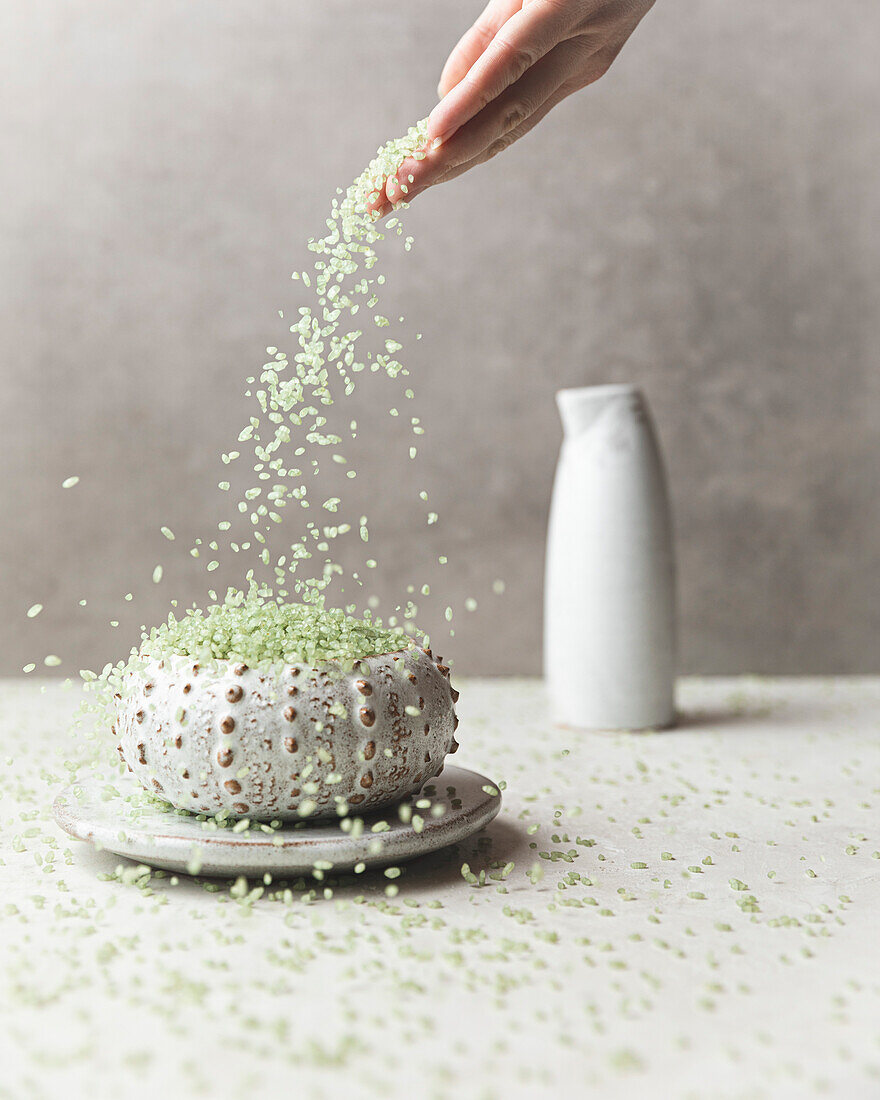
[52,763,502,875]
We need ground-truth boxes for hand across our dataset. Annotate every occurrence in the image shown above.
[371,0,655,215]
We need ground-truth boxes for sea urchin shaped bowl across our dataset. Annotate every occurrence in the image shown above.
[114,646,459,821]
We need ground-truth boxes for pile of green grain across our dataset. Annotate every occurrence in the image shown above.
[141,588,408,668]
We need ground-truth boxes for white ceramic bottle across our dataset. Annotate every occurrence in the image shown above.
[544,384,676,729]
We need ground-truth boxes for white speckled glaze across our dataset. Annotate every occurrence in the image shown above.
[114,646,459,820]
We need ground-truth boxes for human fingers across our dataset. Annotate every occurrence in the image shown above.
[369,47,573,215]
[428,83,580,187]
[395,39,588,200]
[396,45,614,203]
[427,0,577,147]
[365,152,431,219]
[437,0,524,99]
[417,88,571,192]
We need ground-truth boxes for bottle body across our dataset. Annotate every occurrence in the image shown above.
[544,385,676,730]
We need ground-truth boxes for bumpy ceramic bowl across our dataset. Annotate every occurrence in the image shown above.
[114,646,459,821]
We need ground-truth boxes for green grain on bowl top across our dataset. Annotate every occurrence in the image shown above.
[141,588,408,668]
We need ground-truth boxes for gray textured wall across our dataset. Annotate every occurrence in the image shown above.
[1,0,878,677]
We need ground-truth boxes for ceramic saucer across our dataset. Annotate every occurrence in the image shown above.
[53,765,501,877]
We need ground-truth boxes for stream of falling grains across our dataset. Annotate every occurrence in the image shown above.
[42,118,476,707]
[18,118,515,896]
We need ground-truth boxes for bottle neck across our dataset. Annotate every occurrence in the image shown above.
[556,385,645,438]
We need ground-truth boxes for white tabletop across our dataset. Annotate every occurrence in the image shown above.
[1,677,879,1100]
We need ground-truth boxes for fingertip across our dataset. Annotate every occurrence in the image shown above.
[427,105,450,145]
[364,177,391,219]
[436,68,459,100]
[428,82,467,147]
